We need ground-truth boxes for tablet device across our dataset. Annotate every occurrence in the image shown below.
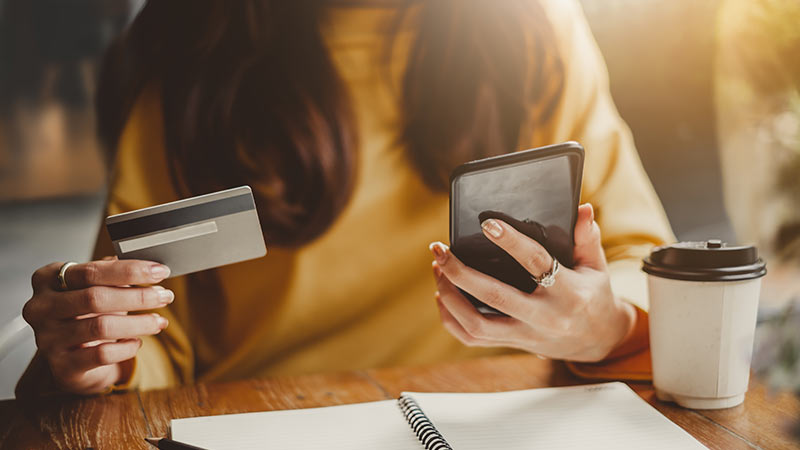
[449,141,584,314]
[106,186,267,277]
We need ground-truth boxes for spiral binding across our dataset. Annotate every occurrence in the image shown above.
[398,395,453,450]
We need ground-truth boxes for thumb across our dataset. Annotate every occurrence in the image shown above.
[573,203,607,271]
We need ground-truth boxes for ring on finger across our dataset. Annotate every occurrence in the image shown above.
[57,261,78,291]
[531,256,559,288]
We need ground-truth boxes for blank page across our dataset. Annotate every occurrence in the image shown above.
[406,383,706,450]
[170,400,422,450]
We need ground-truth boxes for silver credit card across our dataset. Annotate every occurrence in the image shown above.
[106,186,267,277]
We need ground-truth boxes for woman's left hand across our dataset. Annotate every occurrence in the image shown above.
[430,203,636,362]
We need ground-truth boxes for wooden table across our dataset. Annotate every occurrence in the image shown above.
[1,354,798,449]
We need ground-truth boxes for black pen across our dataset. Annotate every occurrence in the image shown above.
[145,436,209,450]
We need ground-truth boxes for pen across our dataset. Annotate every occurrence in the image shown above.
[145,436,209,450]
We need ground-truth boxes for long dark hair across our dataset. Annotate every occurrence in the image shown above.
[97,0,563,247]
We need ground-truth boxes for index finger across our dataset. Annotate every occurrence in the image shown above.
[63,259,170,289]
[480,219,559,275]
[480,219,571,296]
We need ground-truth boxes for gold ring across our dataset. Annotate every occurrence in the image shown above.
[57,261,78,291]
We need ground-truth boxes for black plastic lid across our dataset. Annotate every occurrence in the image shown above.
[642,240,766,282]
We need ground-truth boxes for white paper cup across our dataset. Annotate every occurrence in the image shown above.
[643,240,766,409]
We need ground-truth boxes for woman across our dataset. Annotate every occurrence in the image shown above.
[18,0,673,396]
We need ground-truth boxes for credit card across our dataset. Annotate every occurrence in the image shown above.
[105,186,267,277]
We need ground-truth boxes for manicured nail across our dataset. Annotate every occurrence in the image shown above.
[481,219,503,238]
[432,261,443,279]
[150,264,170,279]
[434,291,441,301]
[157,288,174,304]
[429,242,449,264]
[153,314,169,329]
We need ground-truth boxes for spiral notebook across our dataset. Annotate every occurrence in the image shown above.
[170,382,706,449]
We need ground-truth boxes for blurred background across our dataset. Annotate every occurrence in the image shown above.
[0,0,798,399]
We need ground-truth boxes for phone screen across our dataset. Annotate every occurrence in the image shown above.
[450,144,583,313]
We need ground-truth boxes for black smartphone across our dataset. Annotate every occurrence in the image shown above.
[449,141,585,314]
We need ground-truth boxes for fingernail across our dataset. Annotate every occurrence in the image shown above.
[585,203,595,222]
[481,219,503,238]
[434,291,441,301]
[432,262,442,279]
[157,288,174,304]
[153,314,169,329]
[137,338,143,349]
[428,242,448,264]
[150,264,170,279]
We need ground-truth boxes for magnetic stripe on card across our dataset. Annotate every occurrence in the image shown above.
[107,193,254,241]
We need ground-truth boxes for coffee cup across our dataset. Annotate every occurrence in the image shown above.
[642,239,766,409]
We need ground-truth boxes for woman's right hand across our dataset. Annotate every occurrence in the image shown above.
[22,259,173,395]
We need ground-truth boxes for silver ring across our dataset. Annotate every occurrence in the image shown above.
[57,261,78,291]
[531,257,559,288]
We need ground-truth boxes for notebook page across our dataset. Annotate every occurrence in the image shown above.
[406,382,706,450]
[170,399,423,450]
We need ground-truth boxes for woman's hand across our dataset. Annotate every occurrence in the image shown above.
[430,203,636,362]
[22,258,173,394]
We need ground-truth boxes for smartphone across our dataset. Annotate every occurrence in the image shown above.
[449,141,585,314]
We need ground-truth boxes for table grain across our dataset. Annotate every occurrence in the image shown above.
[1,354,797,449]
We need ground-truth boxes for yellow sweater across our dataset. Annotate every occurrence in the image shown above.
[19,0,673,394]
